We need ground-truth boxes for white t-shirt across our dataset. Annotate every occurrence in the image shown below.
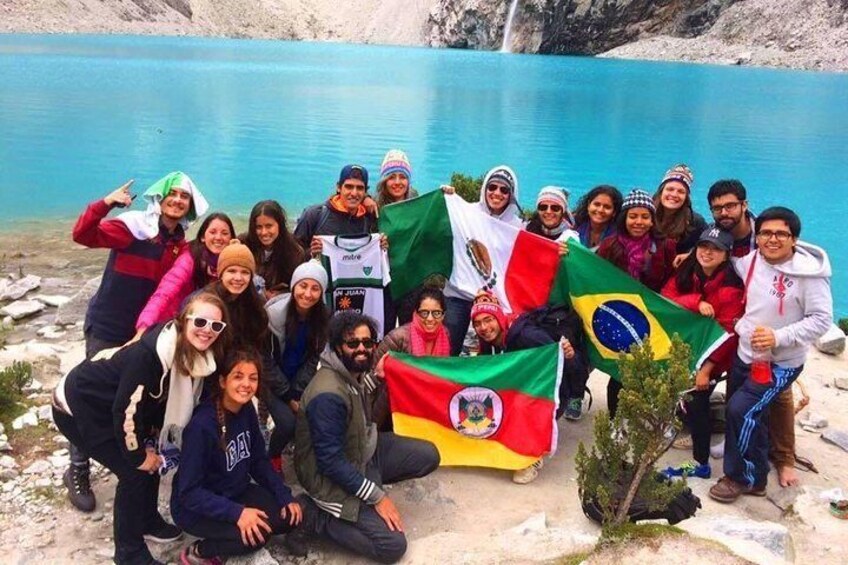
[319,234,391,338]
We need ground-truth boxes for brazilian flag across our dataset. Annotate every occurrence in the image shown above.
[549,242,729,380]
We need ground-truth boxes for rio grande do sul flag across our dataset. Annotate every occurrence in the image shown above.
[384,344,563,470]
[379,190,561,314]
[549,242,730,379]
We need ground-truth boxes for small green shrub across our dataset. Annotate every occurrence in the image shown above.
[449,172,483,203]
[838,317,848,335]
[0,361,33,409]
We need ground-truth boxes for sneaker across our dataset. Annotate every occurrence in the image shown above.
[284,494,316,557]
[512,459,544,484]
[661,461,711,479]
[143,518,183,544]
[708,475,766,503]
[710,439,725,459]
[180,541,222,565]
[564,398,583,421]
[672,434,693,450]
[63,465,96,512]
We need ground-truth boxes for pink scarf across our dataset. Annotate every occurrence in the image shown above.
[409,313,451,357]
[618,233,653,279]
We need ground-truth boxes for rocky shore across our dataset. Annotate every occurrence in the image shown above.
[1,1,847,72]
[1,220,848,564]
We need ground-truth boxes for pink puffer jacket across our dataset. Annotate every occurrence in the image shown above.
[136,251,197,330]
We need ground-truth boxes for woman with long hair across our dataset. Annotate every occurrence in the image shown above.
[136,212,236,333]
[264,260,330,470]
[374,149,418,208]
[652,164,707,255]
[661,226,744,479]
[173,350,302,564]
[52,292,230,565]
[243,200,306,300]
[572,185,623,251]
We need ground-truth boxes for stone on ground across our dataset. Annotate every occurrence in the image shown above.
[0,299,45,320]
[680,515,793,564]
[815,324,846,355]
[0,275,41,301]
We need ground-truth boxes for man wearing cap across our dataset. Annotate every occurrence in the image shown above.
[67,171,208,513]
[469,292,579,484]
[294,164,379,257]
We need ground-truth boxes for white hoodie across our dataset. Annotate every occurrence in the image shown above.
[733,241,833,368]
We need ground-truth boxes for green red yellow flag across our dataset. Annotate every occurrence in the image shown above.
[384,343,563,470]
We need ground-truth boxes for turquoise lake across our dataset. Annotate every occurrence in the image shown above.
[0,34,846,315]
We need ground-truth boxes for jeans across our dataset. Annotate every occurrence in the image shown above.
[443,296,472,356]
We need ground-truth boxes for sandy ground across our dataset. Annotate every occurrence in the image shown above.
[1,221,848,564]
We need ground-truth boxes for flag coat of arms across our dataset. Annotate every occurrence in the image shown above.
[380,190,729,379]
[383,343,563,470]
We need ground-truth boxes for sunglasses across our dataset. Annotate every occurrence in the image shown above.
[417,309,445,320]
[486,184,511,195]
[344,338,376,350]
[537,204,563,213]
[187,315,227,333]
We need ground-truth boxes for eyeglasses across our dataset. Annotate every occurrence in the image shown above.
[417,309,445,320]
[756,230,793,242]
[709,201,743,214]
[486,183,511,195]
[537,204,563,213]
[187,315,227,333]
[343,338,376,350]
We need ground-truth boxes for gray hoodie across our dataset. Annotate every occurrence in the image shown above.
[733,241,833,368]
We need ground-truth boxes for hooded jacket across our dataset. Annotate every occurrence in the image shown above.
[293,197,378,250]
[477,166,524,229]
[265,293,320,401]
[294,348,382,522]
[733,242,833,368]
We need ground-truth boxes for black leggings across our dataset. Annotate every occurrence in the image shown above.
[265,394,297,458]
[181,483,293,559]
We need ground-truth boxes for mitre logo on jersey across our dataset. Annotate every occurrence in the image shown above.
[334,288,366,313]
[341,253,362,262]
[449,387,503,439]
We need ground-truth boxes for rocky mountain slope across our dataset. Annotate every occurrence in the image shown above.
[1,0,846,71]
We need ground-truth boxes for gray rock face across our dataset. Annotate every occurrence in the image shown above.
[822,429,848,453]
[681,514,793,563]
[0,299,46,320]
[54,276,100,326]
[0,274,42,301]
[429,0,740,54]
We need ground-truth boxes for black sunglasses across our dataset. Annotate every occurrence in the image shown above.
[537,204,563,213]
[344,338,376,350]
[486,184,511,195]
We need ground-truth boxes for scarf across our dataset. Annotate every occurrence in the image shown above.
[409,313,451,357]
[329,194,368,218]
[577,222,615,249]
[618,233,653,279]
[155,322,217,450]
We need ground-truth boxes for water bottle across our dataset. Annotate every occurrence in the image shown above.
[750,331,772,385]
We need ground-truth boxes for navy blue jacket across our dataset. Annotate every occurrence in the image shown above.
[171,400,294,528]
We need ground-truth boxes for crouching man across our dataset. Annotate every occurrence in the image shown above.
[288,311,440,563]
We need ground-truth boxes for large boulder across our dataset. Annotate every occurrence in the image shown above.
[815,323,846,355]
[680,514,793,564]
[54,276,101,327]
[0,300,45,320]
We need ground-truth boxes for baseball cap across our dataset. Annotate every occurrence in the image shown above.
[697,225,734,251]
[338,164,369,187]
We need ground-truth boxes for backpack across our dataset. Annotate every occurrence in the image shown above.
[520,304,593,412]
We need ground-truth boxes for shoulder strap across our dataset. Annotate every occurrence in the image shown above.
[742,253,757,308]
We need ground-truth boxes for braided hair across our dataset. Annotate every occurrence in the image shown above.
[212,349,263,451]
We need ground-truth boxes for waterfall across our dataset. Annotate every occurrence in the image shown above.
[500,0,520,53]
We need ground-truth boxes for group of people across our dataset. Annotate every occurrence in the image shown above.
[51,150,833,565]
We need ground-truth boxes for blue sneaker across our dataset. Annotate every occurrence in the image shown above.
[661,461,711,479]
[564,398,583,421]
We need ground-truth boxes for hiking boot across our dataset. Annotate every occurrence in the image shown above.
[708,476,766,503]
[63,464,96,512]
[564,398,583,421]
[180,541,223,565]
[661,461,711,479]
[285,495,317,557]
[144,518,183,544]
[512,459,544,484]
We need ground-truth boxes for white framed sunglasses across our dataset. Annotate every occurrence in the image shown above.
[186,315,227,334]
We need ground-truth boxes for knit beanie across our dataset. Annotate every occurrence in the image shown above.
[659,164,694,193]
[380,149,412,183]
[536,185,570,209]
[621,189,656,216]
[470,292,508,337]
[290,260,328,294]
[217,239,255,276]
[486,167,516,193]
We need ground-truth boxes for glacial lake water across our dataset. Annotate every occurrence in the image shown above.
[0,34,846,315]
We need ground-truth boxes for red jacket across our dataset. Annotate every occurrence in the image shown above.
[661,268,744,375]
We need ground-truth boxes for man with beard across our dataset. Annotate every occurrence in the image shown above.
[707,180,800,488]
[288,312,439,563]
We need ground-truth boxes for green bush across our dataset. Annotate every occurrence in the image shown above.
[449,172,483,203]
[0,361,33,409]
[838,318,848,335]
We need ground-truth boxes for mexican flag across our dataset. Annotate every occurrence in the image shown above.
[379,191,563,315]
[384,344,563,470]
[380,190,729,379]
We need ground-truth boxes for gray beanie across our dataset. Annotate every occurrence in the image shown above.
[290,260,328,293]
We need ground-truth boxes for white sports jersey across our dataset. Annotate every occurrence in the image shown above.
[319,234,391,338]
